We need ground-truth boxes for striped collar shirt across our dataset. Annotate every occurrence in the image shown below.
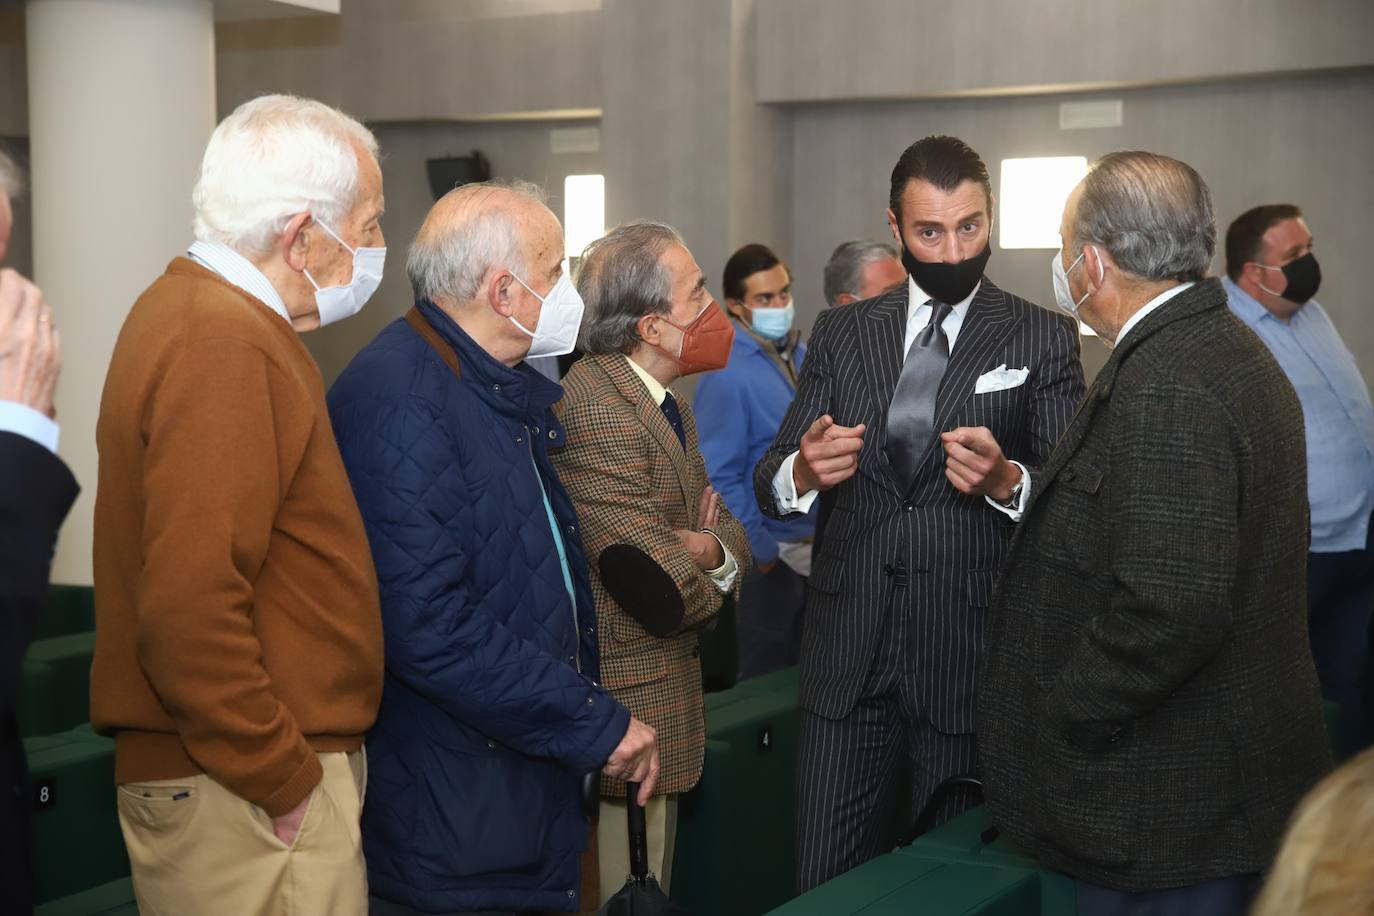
[187,240,291,325]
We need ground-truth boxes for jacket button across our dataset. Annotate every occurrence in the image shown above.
[567,524,576,534]
[487,739,496,749]
[548,430,558,440]
[515,436,523,445]
[882,564,894,576]
[585,626,594,636]
[587,697,595,705]
[1063,468,1077,482]
[532,425,540,434]
[1108,727,1122,743]
[492,383,501,392]
[568,890,576,898]
[902,501,914,511]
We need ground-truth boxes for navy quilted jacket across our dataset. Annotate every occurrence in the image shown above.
[328,300,629,913]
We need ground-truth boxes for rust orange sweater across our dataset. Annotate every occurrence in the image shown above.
[91,258,383,816]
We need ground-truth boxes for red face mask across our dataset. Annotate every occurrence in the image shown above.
[651,300,736,374]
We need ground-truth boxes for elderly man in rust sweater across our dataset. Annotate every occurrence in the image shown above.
[90,95,386,916]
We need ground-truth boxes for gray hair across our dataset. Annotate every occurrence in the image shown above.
[1072,151,1215,283]
[577,220,683,355]
[823,239,899,307]
[406,179,549,303]
[0,147,23,200]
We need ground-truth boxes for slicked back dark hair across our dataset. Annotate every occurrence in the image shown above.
[723,243,787,301]
[1225,204,1302,281]
[888,135,992,218]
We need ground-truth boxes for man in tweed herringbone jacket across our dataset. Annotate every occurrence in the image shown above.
[552,221,751,903]
[978,152,1332,916]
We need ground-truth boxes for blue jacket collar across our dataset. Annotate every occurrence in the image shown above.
[416,299,564,420]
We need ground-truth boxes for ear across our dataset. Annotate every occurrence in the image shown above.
[485,269,516,317]
[724,298,748,321]
[279,213,314,272]
[885,208,901,242]
[637,311,666,347]
[1084,244,1110,291]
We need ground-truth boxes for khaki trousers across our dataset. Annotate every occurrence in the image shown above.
[595,794,677,906]
[117,750,368,916]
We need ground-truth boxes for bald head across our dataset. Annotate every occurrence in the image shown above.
[407,179,561,307]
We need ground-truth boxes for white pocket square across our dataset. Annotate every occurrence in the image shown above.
[974,364,1030,394]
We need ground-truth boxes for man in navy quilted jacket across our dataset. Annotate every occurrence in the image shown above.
[329,180,658,915]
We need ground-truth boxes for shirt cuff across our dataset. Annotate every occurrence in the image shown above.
[703,531,738,593]
[985,461,1031,522]
[0,401,60,454]
[772,452,821,514]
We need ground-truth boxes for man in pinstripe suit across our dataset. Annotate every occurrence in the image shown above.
[753,136,1085,891]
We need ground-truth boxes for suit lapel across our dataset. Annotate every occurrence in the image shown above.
[856,288,909,495]
[906,280,1019,487]
[594,354,696,517]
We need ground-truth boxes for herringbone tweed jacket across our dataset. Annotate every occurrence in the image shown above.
[552,353,751,797]
[977,279,1332,891]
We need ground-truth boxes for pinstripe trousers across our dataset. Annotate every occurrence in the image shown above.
[793,575,977,893]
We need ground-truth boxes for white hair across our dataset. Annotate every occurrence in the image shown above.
[406,180,549,303]
[192,94,379,254]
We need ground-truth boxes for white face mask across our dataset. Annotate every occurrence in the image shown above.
[303,218,385,328]
[1050,246,1098,318]
[509,270,585,359]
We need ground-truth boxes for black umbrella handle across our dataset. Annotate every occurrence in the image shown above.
[626,781,649,880]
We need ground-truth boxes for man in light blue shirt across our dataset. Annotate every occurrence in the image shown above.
[696,243,814,680]
[1224,204,1374,752]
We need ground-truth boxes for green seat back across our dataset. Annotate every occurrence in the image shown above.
[766,854,1040,915]
[23,631,96,736]
[25,731,130,903]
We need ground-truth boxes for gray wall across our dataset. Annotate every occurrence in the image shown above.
[790,70,1374,382]
[303,118,603,384]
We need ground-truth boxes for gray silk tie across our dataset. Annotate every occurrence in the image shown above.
[885,300,953,485]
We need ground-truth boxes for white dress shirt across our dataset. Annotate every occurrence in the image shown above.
[624,356,738,591]
[187,240,292,325]
[772,276,1033,520]
[1115,282,1194,347]
[0,401,59,453]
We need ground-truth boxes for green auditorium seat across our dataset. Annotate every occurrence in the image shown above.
[33,878,138,916]
[23,630,96,736]
[18,656,58,737]
[900,806,1075,915]
[25,729,131,905]
[766,854,1040,915]
[39,585,97,640]
[671,675,801,916]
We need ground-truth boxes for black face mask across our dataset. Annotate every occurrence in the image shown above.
[1259,252,1322,305]
[899,238,992,305]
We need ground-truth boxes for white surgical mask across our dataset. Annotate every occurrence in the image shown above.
[509,271,585,358]
[751,300,795,341]
[1050,246,1097,318]
[304,218,385,328]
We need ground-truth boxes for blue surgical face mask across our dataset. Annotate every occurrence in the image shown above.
[751,300,795,341]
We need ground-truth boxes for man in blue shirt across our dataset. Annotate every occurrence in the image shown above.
[695,244,816,679]
[1224,204,1374,753]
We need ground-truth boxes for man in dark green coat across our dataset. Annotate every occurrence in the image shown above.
[977,151,1331,916]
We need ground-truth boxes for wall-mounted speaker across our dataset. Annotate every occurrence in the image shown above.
[425,151,492,201]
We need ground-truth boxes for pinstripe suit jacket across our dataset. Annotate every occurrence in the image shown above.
[552,354,751,796]
[753,279,1083,730]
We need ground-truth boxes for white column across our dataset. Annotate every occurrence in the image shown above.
[26,0,215,584]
